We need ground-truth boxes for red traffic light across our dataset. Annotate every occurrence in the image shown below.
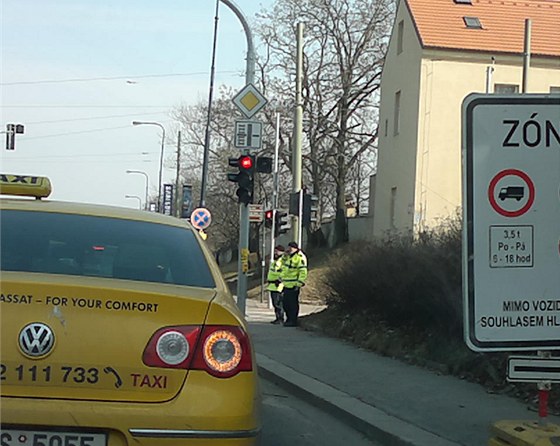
[240,156,253,170]
[265,210,273,220]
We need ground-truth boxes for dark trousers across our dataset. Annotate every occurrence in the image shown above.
[282,287,300,325]
[270,291,284,321]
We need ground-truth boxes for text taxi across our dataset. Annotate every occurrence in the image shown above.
[0,174,261,445]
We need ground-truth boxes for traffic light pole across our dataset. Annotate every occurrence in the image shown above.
[220,0,256,316]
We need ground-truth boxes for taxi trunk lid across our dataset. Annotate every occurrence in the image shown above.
[0,274,215,403]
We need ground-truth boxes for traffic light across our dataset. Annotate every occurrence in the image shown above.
[5,124,23,151]
[256,157,273,174]
[275,211,289,236]
[264,209,274,228]
[303,194,319,227]
[227,155,255,204]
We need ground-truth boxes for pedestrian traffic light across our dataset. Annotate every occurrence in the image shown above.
[275,211,289,236]
[264,209,274,228]
[227,155,255,204]
[256,157,273,174]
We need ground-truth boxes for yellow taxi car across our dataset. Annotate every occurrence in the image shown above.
[0,174,261,446]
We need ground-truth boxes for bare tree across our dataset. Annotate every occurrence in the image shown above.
[256,0,394,245]
[172,87,242,252]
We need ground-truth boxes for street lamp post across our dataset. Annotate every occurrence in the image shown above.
[132,121,165,212]
[125,194,142,210]
[219,0,255,317]
[126,170,149,210]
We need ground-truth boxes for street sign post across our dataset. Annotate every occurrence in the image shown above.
[231,82,268,318]
[235,120,262,150]
[462,94,560,352]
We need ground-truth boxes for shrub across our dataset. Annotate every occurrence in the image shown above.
[326,215,463,339]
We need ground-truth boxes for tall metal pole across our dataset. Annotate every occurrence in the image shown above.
[220,0,256,85]
[219,0,256,316]
[200,0,221,208]
[522,18,531,94]
[260,226,266,303]
[126,170,149,210]
[485,57,495,94]
[292,23,304,243]
[175,131,182,217]
[132,121,165,212]
[125,195,142,209]
[158,128,165,213]
[270,113,281,264]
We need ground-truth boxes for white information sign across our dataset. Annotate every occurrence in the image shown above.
[248,204,264,223]
[507,356,560,383]
[462,94,560,352]
[489,225,533,268]
[235,120,262,150]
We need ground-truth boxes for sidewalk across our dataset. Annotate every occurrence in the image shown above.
[245,298,560,446]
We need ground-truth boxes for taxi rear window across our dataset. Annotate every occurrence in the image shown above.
[0,210,216,288]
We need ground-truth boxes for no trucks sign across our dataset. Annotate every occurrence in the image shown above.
[462,94,560,352]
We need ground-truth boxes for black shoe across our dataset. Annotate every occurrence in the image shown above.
[270,319,281,325]
[283,322,297,327]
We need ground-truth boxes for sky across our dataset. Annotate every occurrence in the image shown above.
[1,0,272,209]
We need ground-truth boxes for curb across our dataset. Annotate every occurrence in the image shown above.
[257,352,462,446]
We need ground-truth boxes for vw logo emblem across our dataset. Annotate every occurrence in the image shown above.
[18,323,55,358]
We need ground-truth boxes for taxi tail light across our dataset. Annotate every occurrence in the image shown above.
[191,326,253,378]
[143,326,202,369]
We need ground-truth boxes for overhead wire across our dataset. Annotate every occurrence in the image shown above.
[4,151,158,161]
[17,119,173,140]
[2,105,171,109]
[0,70,242,86]
[25,111,169,125]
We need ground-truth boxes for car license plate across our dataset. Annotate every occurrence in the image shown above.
[0,429,107,446]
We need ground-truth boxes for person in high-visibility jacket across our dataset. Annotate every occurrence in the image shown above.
[267,245,286,324]
[281,241,308,327]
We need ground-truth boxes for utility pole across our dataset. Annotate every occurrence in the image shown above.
[292,23,304,244]
[175,130,181,218]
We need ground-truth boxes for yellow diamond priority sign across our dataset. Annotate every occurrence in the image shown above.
[232,84,268,118]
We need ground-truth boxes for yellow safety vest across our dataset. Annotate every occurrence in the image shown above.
[267,257,285,292]
[281,251,308,289]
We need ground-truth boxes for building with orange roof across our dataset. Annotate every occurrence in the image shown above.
[372,0,560,237]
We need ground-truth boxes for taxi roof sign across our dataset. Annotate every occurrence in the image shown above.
[0,174,52,199]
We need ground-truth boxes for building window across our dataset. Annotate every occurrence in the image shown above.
[463,16,482,29]
[394,91,401,136]
[384,119,388,137]
[550,86,560,93]
[390,187,397,228]
[455,0,472,3]
[397,20,404,54]
[495,83,519,94]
